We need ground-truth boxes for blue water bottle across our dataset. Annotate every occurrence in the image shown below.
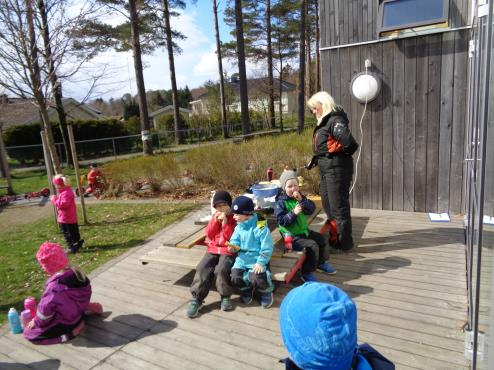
[8,308,22,334]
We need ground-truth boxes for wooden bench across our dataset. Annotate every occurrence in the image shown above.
[140,196,324,284]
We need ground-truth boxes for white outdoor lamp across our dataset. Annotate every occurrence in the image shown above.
[350,67,381,104]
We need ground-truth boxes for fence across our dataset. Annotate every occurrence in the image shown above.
[5,118,303,168]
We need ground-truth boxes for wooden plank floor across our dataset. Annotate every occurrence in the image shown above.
[0,208,469,370]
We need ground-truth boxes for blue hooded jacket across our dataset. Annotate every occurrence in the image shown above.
[230,213,274,271]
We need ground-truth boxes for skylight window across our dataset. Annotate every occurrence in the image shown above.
[378,0,449,34]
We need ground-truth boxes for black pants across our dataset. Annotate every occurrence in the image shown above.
[292,230,329,274]
[190,253,234,301]
[59,223,81,250]
[230,268,274,293]
[319,156,354,250]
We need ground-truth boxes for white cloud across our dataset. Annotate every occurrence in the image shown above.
[65,8,267,100]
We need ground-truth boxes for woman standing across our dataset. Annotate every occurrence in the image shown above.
[307,91,358,251]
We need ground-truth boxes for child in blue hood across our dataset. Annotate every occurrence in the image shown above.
[229,195,275,308]
[279,282,395,370]
[275,170,336,282]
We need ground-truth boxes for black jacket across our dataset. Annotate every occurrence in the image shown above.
[312,107,358,159]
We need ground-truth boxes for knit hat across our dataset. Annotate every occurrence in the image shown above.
[279,282,357,370]
[231,195,255,215]
[52,174,65,187]
[279,170,298,191]
[212,190,233,208]
[36,242,69,274]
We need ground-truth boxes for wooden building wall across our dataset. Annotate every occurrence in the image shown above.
[319,1,471,214]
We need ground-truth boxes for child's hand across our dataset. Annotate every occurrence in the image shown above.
[292,191,302,201]
[216,212,226,223]
[253,263,264,274]
[50,195,56,201]
[226,242,240,253]
[27,319,34,329]
[293,204,303,215]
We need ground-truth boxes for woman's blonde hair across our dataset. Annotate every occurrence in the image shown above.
[307,91,337,119]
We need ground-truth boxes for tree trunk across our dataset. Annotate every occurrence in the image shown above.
[297,0,306,134]
[26,0,61,172]
[129,0,153,155]
[315,0,321,92]
[305,0,311,99]
[163,0,183,144]
[37,0,72,167]
[213,0,228,139]
[234,0,251,135]
[266,0,275,129]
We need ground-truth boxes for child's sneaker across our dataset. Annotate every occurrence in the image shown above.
[318,262,337,274]
[85,302,103,316]
[220,296,233,311]
[241,289,253,305]
[260,292,274,309]
[186,299,203,318]
[301,272,318,282]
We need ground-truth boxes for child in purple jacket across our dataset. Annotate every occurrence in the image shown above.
[51,174,84,253]
[23,242,103,345]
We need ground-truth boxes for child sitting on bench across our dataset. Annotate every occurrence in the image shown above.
[275,170,336,282]
[187,191,237,318]
[229,195,275,309]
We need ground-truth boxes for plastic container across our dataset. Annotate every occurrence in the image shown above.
[250,184,280,199]
[24,296,37,317]
[20,310,32,329]
[8,308,22,334]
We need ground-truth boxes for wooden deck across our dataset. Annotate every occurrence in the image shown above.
[0,208,469,370]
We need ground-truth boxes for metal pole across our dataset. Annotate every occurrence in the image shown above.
[40,130,57,224]
[67,125,88,225]
[112,138,116,157]
[0,126,13,194]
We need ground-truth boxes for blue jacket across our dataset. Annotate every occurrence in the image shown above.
[230,213,274,271]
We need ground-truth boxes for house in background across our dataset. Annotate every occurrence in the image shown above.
[190,76,297,116]
[148,105,192,129]
[0,96,104,130]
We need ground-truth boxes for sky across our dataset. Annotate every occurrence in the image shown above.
[64,2,264,101]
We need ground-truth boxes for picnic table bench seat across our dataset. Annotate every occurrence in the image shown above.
[140,196,324,284]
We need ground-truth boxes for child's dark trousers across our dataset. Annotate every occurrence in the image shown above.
[190,253,234,301]
[59,223,81,250]
[292,230,329,273]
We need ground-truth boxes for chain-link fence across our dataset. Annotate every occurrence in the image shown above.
[5,119,303,168]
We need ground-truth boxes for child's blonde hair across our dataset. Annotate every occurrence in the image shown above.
[53,174,71,187]
[307,91,337,121]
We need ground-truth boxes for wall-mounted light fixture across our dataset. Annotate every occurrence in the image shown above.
[350,70,381,104]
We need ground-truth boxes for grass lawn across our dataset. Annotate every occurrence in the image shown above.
[0,202,199,325]
[0,168,79,196]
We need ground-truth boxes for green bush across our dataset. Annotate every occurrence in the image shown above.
[103,129,320,197]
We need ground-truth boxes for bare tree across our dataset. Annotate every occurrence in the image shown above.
[162,0,183,144]
[265,0,275,129]
[297,0,306,133]
[213,0,228,138]
[234,0,251,135]
[36,0,71,166]
[314,0,320,91]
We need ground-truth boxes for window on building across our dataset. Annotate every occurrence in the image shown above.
[378,0,449,35]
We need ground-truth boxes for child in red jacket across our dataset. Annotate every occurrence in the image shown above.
[51,174,84,253]
[187,191,237,318]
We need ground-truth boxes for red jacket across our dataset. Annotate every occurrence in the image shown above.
[205,212,237,255]
[51,187,78,224]
[87,169,102,185]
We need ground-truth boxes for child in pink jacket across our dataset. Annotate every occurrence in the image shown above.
[51,174,84,253]
[23,242,103,345]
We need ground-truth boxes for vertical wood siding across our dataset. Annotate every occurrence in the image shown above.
[320,30,469,213]
[321,0,470,48]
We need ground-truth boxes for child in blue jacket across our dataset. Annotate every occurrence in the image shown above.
[275,170,336,282]
[229,195,275,308]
